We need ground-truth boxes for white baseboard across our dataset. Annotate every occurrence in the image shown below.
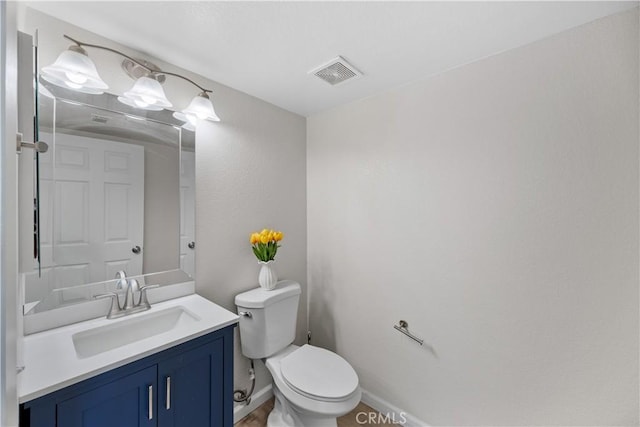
[360,389,429,427]
[233,384,274,424]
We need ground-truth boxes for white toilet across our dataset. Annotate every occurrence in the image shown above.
[235,280,361,427]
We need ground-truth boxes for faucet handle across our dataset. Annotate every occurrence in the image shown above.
[137,285,160,309]
[94,292,122,319]
[129,278,140,292]
[115,270,128,290]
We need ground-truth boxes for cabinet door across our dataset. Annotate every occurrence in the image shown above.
[57,366,157,427]
[157,339,224,427]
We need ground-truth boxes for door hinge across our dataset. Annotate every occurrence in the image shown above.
[307,331,311,344]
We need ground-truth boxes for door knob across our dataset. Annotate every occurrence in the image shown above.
[188,242,195,250]
[132,245,142,254]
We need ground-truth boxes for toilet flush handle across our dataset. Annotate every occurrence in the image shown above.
[239,311,252,318]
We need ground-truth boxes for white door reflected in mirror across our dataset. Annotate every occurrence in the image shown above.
[24,132,144,300]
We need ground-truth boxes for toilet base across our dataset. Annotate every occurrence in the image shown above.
[267,384,338,427]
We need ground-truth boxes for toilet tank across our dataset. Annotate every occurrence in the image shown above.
[235,280,301,359]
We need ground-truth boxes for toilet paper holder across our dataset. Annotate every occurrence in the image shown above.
[393,320,424,345]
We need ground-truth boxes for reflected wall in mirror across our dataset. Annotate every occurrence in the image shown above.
[21,81,196,310]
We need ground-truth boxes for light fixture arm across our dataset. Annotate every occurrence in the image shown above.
[62,34,212,94]
[153,70,211,94]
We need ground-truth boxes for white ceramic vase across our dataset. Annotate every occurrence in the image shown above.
[258,260,278,290]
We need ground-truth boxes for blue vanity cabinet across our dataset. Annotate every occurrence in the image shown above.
[20,325,235,427]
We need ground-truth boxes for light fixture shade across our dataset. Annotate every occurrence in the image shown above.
[185,93,220,121]
[117,76,172,111]
[173,92,220,126]
[41,46,109,94]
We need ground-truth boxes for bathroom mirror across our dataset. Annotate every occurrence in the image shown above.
[21,81,196,313]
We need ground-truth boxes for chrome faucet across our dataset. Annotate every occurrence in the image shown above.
[94,271,159,319]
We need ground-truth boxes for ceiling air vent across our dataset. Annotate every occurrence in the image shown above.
[91,114,109,124]
[309,56,362,86]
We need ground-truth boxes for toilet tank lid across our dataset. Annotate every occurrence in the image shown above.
[235,280,301,308]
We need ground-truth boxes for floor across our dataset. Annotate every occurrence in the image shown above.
[234,398,397,427]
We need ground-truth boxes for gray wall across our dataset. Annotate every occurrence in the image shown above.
[307,9,639,426]
[195,99,307,395]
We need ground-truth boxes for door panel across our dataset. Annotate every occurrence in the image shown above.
[57,366,157,427]
[158,339,224,427]
[55,180,90,257]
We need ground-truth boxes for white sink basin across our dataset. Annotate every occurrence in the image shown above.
[72,306,200,359]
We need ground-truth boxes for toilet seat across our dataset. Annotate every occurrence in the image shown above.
[280,345,359,402]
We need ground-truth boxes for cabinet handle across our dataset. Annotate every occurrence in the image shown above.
[148,385,153,420]
[166,376,171,410]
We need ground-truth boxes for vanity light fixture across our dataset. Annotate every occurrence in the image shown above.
[42,35,220,126]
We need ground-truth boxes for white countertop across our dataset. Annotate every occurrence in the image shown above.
[18,294,238,403]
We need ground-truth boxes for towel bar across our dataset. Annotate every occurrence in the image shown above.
[393,320,424,345]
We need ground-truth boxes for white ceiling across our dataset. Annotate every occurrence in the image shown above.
[25,1,638,117]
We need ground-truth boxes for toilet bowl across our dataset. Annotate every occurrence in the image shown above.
[265,345,361,427]
[235,281,361,427]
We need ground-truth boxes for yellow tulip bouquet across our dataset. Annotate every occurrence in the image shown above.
[250,229,284,262]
